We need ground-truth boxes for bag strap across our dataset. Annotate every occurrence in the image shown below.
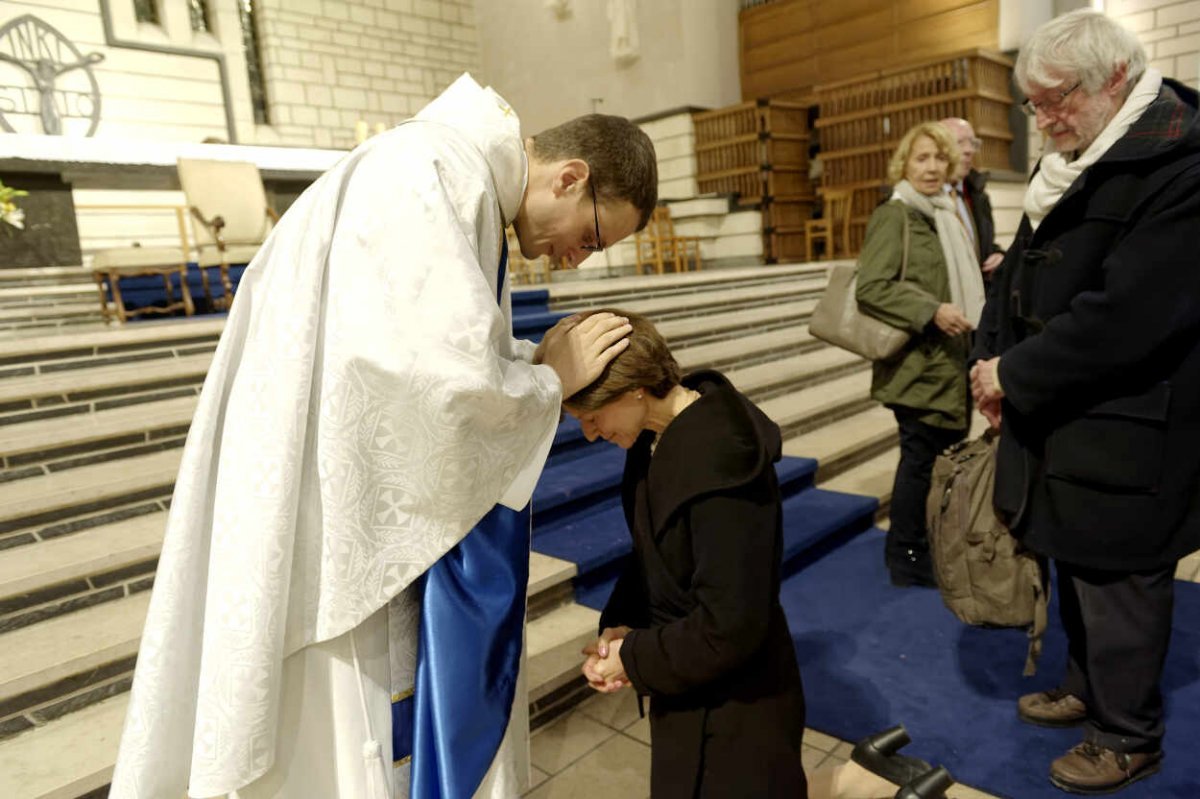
[899,206,910,281]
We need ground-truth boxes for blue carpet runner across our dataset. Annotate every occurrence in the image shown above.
[782,530,1200,798]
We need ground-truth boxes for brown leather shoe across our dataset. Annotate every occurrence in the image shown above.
[1049,742,1162,794]
[1018,688,1087,728]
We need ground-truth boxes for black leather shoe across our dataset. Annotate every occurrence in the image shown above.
[851,725,934,788]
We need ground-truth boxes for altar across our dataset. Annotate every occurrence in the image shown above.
[0,134,347,269]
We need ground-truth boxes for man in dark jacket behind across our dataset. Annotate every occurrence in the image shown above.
[940,116,1005,278]
[970,9,1200,795]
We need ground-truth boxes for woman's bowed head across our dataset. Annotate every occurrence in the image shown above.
[561,310,696,452]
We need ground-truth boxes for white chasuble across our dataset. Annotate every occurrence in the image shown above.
[110,74,559,798]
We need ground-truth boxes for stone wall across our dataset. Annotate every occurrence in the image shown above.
[1110,0,1200,91]
[0,0,481,146]
[257,0,481,149]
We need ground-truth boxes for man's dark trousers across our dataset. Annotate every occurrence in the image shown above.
[1055,560,1175,753]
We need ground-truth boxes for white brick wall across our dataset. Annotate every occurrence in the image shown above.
[255,0,481,149]
[0,0,481,148]
[1109,0,1200,90]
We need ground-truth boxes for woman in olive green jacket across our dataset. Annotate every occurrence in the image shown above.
[855,121,986,587]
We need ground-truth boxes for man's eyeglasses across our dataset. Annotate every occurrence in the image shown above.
[580,178,604,253]
[957,136,983,150]
[1022,82,1081,117]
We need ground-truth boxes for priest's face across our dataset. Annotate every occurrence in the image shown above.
[514,162,642,267]
[564,391,647,450]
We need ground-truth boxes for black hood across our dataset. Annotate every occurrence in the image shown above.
[640,370,782,535]
[1099,78,1200,164]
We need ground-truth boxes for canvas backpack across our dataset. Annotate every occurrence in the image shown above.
[926,430,1047,675]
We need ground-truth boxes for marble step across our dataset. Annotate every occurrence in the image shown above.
[0,513,164,606]
[609,275,824,320]
[0,448,181,542]
[1,395,197,466]
[0,303,99,323]
[0,317,225,372]
[547,262,828,306]
[675,324,820,371]
[0,691,125,799]
[758,370,875,438]
[725,347,867,400]
[657,298,816,347]
[784,405,898,481]
[0,553,589,793]
[0,352,212,408]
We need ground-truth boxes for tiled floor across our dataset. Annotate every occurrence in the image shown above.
[525,688,1002,798]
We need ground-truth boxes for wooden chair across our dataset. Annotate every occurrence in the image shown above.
[634,206,702,275]
[177,158,278,310]
[90,245,194,325]
[804,188,852,261]
[79,204,195,325]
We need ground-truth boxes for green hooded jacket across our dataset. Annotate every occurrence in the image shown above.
[855,199,970,430]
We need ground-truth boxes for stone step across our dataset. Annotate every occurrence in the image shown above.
[758,370,875,438]
[0,594,606,798]
[0,691,125,799]
[0,513,164,613]
[548,262,828,306]
[1,395,197,467]
[784,405,898,482]
[0,448,180,543]
[656,298,816,347]
[0,591,148,718]
[0,303,99,323]
[609,275,824,320]
[675,324,819,371]
[725,347,867,400]
[0,351,212,409]
[0,317,224,372]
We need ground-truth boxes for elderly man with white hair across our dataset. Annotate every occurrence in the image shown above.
[970,9,1200,795]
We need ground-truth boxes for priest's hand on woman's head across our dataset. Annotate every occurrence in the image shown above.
[537,312,632,398]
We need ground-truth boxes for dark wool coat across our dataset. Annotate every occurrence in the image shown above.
[973,79,1200,571]
[599,370,807,799]
[962,168,1004,262]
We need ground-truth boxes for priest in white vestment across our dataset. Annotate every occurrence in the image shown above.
[110,74,659,799]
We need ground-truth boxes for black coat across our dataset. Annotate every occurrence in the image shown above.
[973,79,1200,571]
[962,168,1004,261]
[599,370,806,799]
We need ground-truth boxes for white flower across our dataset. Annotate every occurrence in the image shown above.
[2,207,24,230]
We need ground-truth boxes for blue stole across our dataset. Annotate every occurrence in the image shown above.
[397,238,530,797]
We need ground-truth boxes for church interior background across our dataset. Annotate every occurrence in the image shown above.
[1,0,1199,796]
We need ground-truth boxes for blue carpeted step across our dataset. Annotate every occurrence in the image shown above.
[511,288,551,310]
[532,445,626,528]
[513,309,569,341]
[533,495,630,575]
[780,488,878,577]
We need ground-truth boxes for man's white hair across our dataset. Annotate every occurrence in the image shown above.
[1015,9,1146,94]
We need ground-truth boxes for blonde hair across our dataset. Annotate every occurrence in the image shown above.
[887,122,961,185]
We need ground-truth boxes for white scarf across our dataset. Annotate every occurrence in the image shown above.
[1025,68,1163,230]
[892,179,986,326]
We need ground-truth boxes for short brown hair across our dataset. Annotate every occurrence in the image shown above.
[886,122,961,185]
[530,115,659,230]
[565,308,680,411]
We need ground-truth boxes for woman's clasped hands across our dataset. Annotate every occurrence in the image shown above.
[581,625,631,694]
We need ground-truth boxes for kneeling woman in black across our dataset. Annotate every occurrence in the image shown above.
[564,309,806,799]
